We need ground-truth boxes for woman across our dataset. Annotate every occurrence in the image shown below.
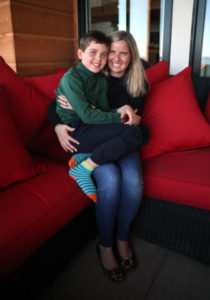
[48,31,149,282]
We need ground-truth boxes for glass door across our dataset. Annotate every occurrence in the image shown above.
[86,0,168,66]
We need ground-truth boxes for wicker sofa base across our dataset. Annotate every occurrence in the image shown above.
[134,197,210,264]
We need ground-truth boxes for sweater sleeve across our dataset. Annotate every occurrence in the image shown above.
[128,94,147,115]
[48,99,61,129]
[57,74,121,125]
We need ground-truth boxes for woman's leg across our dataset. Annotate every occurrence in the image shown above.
[93,163,123,274]
[93,163,121,247]
[116,151,144,258]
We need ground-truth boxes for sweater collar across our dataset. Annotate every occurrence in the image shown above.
[108,74,125,85]
[76,61,100,77]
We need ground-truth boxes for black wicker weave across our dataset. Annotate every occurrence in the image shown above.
[134,197,210,263]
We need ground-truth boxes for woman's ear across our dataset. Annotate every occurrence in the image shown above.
[77,49,83,60]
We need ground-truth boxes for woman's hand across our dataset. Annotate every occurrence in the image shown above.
[131,111,141,125]
[54,124,79,153]
[58,95,73,110]
[117,105,141,125]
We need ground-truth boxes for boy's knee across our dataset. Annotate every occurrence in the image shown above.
[124,125,143,145]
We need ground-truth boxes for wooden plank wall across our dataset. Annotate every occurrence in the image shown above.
[0,0,78,77]
[0,0,17,72]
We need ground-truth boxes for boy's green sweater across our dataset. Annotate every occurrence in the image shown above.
[55,62,121,125]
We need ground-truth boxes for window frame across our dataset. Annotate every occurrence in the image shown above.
[190,0,207,75]
[162,0,173,64]
[77,0,88,39]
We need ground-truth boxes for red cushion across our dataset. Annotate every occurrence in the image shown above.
[33,139,70,162]
[0,56,51,146]
[0,87,46,189]
[23,72,63,100]
[23,73,65,151]
[145,60,170,85]
[0,156,90,277]
[56,68,68,75]
[204,92,210,123]
[143,147,210,210]
[141,66,210,159]
[30,120,57,150]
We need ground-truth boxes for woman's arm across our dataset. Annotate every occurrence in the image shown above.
[48,99,62,128]
[128,82,149,115]
[128,93,147,116]
[48,99,79,153]
[54,124,79,153]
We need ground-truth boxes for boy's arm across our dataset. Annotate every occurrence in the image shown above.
[59,76,122,125]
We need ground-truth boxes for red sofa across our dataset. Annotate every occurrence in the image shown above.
[0,56,210,289]
[0,57,92,281]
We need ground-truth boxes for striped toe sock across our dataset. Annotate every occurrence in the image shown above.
[68,153,92,169]
[69,161,97,203]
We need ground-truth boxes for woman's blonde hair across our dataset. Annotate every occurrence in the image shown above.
[108,31,148,97]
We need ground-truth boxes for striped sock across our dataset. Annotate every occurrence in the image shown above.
[69,161,97,203]
[68,153,92,169]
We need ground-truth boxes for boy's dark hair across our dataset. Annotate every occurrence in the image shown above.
[79,31,110,51]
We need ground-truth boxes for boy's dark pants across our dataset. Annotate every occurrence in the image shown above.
[68,120,144,165]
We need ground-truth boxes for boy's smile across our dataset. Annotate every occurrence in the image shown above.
[78,41,108,73]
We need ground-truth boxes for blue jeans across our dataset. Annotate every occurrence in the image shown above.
[93,151,144,247]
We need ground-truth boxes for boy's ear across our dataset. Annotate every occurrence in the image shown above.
[77,49,83,60]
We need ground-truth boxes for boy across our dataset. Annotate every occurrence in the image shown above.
[56,31,143,202]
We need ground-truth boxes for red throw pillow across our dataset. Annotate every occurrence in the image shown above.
[0,87,46,189]
[0,56,51,147]
[141,66,210,159]
[23,72,64,100]
[204,92,210,123]
[145,60,170,86]
[56,68,68,75]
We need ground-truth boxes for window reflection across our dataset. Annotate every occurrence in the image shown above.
[87,0,165,66]
[200,0,210,77]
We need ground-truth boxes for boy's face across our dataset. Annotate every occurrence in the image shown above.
[78,41,108,73]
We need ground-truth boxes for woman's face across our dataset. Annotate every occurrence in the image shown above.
[108,40,131,77]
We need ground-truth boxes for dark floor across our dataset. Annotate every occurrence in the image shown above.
[37,237,210,300]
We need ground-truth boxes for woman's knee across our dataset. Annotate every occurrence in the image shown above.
[124,170,144,192]
[93,163,120,191]
[118,151,144,191]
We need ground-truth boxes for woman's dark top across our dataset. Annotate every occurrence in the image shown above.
[107,75,148,115]
[48,75,149,129]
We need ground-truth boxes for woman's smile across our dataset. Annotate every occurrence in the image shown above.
[108,40,131,77]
